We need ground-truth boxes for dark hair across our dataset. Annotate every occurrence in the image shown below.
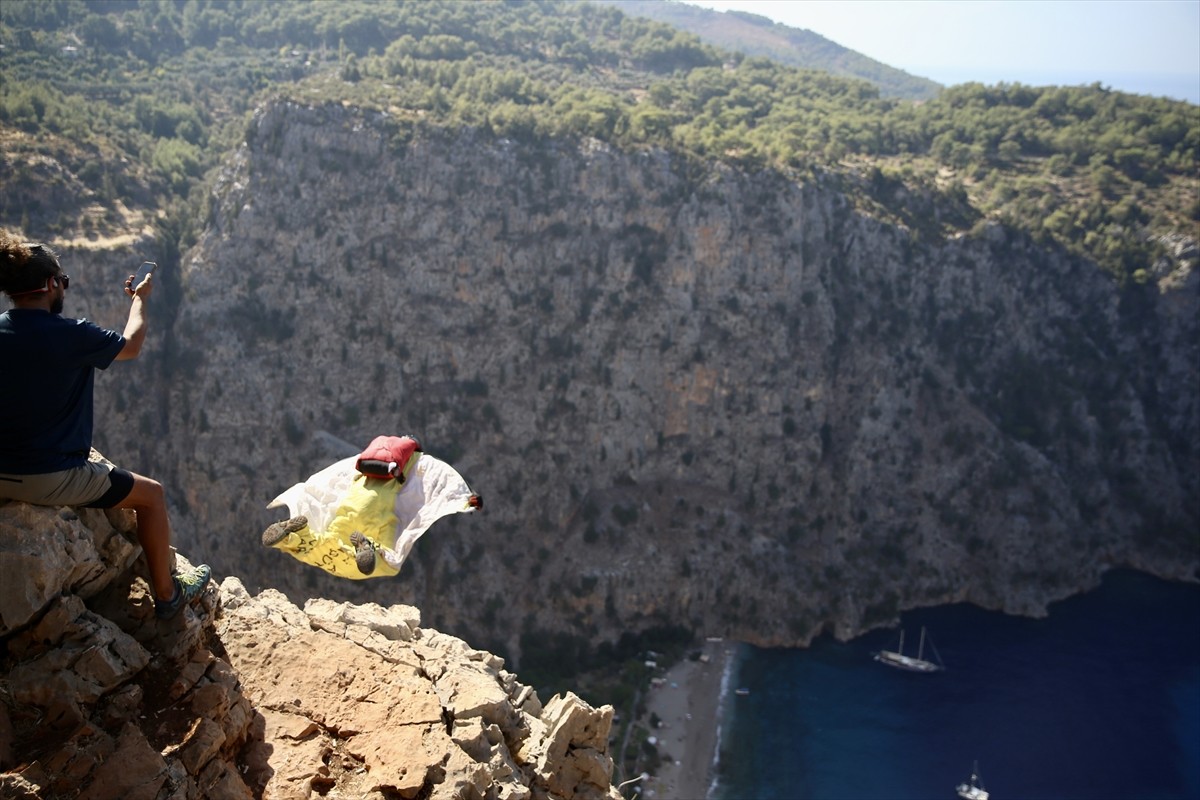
[0,231,61,296]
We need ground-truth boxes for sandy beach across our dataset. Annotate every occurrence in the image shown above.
[637,638,736,800]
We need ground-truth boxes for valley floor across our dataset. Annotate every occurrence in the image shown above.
[638,638,734,799]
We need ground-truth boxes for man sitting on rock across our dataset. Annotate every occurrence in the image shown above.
[0,233,211,619]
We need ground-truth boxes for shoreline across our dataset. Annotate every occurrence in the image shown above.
[639,638,738,800]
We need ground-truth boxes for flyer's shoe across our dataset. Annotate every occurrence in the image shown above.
[262,516,308,548]
[349,531,377,575]
[155,564,213,620]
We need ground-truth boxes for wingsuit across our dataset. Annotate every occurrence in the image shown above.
[261,436,480,579]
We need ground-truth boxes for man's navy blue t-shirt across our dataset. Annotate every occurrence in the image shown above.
[0,309,125,474]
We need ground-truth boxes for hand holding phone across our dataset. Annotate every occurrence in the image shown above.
[135,261,157,286]
[130,261,157,296]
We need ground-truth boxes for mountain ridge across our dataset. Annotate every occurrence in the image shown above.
[595,0,943,99]
[3,0,1194,288]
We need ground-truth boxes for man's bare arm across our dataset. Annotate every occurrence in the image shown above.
[115,276,151,361]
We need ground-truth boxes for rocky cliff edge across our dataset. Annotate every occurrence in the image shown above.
[0,499,620,800]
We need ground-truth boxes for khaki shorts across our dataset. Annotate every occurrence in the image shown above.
[0,459,135,509]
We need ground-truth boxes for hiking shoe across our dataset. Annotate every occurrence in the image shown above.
[262,515,308,548]
[155,564,213,620]
[349,531,376,575]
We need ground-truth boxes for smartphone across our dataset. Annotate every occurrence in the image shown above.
[134,261,157,286]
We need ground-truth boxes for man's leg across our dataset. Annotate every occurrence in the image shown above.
[262,515,310,550]
[349,531,378,575]
[112,473,176,602]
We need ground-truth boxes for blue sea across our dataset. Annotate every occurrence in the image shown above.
[711,570,1200,800]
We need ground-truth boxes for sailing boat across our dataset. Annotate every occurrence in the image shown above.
[955,761,989,800]
[873,626,944,672]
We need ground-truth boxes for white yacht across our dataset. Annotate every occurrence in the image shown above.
[873,626,944,673]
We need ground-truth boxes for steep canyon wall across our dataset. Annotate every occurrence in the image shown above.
[72,100,1197,658]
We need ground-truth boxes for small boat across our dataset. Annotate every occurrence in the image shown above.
[734,687,750,696]
[956,761,989,800]
[873,626,944,673]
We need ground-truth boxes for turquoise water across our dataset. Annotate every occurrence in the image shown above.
[712,570,1200,800]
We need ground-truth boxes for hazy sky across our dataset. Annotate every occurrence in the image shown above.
[681,0,1200,103]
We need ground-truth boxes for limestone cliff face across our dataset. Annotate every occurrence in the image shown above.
[0,500,621,800]
[77,99,1196,654]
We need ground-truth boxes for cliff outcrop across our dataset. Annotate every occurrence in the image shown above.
[59,99,1200,655]
[0,500,621,800]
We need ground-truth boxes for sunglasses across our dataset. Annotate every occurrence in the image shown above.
[10,274,69,296]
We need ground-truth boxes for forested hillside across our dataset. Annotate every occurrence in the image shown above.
[1,0,1195,284]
